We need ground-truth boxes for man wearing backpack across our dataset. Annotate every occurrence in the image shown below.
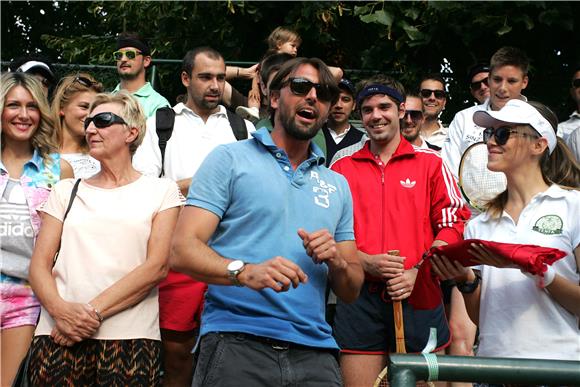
[133,46,255,387]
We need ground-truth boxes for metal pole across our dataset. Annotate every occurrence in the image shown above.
[388,354,580,385]
[390,368,417,387]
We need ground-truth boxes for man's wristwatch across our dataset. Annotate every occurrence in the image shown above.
[456,271,481,294]
[227,260,246,287]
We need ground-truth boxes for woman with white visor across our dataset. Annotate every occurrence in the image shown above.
[432,99,580,361]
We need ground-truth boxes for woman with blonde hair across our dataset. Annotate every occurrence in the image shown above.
[28,91,183,385]
[51,72,104,178]
[0,72,73,386]
[432,99,580,362]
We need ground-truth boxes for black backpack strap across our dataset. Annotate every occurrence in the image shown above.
[53,178,81,267]
[155,107,176,176]
[226,109,248,141]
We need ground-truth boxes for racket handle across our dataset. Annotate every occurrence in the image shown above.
[388,250,407,354]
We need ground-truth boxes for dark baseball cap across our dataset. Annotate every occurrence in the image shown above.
[338,78,356,96]
[466,63,490,84]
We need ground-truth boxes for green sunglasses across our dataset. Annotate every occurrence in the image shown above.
[113,49,143,61]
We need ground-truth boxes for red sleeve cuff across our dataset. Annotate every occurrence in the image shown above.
[435,227,463,244]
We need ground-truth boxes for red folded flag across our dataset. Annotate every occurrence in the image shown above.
[426,239,567,275]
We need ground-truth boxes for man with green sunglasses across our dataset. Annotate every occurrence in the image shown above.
[112,31,169,118]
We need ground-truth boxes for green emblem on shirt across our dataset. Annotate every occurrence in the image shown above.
[532,215,563,235]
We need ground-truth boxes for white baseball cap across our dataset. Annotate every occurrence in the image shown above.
[473,99,557,154]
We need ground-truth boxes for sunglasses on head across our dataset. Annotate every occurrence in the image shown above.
[404,110,423,121]
[84,112,127,131]
[573,79,580,89]
[281,77,336,102]
[470,78,489,91]
[420,89,446,100]
[113,49,143,61]
[483,126,539,146]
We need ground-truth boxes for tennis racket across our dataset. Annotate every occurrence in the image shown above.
[373,250,405,387]
[458,142,507,212]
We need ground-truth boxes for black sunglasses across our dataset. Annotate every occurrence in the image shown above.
[470,78,489,91]
[404,110,423,121]
[281,77,336,102]
[113,49,143,61]
[573,79,580,89]
[483,126,539,146]
[84,112,127,131]
[420,89,446,100]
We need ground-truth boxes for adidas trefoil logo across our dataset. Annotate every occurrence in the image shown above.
[400,178,416,188]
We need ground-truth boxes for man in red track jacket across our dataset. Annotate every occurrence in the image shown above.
[330,75,470,387]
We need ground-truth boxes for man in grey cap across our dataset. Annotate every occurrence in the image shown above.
[112,31,169,118]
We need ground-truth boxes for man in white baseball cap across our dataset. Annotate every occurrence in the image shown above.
[9,56,56,96]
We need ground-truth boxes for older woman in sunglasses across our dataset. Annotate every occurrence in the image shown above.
[28,91,183,385]
[432,99,580,362]
[0,72,73,386]
[51,73,104,178]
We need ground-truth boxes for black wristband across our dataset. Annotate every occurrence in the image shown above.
[456,271,481,294]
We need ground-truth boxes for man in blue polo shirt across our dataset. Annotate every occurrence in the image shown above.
[112,32,169,118]
[171,57,364,387]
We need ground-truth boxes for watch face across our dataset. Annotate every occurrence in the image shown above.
[228,260,244,271]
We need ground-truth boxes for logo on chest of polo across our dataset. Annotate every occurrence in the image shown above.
[532,214,563,235]
[310,171,337,209]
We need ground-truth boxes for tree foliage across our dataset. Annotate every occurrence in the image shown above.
[2,1,578,120]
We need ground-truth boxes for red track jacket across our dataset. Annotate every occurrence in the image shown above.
[332,137,471,309]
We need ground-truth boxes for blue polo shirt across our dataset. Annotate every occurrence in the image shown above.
[186,127,354,349]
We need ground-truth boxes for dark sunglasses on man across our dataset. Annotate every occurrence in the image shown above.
[403,110,423,122]
[281,77,337,103]
[420,89,446,100]
[573,78,580,89]
[470,77,489,91]
[84,112,127,131]
[113,49,143,61]
[483,126,539,146]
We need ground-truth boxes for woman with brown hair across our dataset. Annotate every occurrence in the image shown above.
[51,72,104,178]
[0,72,73,386]
[432,99,580,361]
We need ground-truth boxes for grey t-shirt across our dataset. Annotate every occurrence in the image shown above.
[0,178,34,279]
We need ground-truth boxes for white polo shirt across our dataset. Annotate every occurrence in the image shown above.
[133,103,255,180]
[441,100,491,181]
[420,120,448,149]
[557,111,580,141]
[465,185,580,360]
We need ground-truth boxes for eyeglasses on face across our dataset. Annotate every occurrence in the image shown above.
[403,110,423,121]
[483,126,539,146]
[281,77,336,102]
[573,79,580,89]
[470,78,489,91]
[84,112,127,131]
[420,89,446,100]
[113,49,143,61]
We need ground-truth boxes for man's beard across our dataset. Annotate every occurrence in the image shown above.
[118,71,139,81]
[280,109,324,141]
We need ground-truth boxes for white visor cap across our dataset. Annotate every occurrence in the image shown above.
[473,99,556,154]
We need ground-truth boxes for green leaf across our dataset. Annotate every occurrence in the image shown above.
[354,4,371,16]
[402,25,425,41]
[497,24,512,36]
[360,13,378,24]
[403,7,421,21]
[374,9,393,27]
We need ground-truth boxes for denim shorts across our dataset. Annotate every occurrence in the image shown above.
[192,332,342,387]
